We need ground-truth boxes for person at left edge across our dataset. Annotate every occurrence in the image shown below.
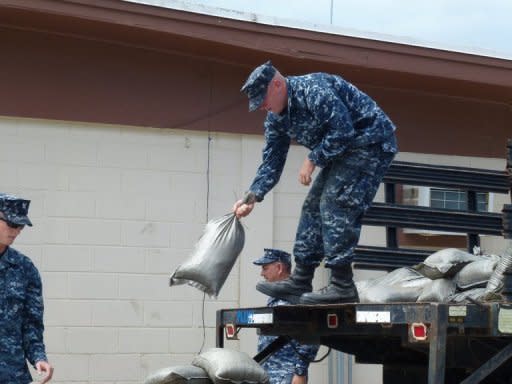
[254,249,319,384]
[0,193,54,384]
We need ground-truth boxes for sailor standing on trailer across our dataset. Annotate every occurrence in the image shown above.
[234,61,398,304]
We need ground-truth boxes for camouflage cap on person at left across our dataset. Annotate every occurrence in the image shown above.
[0,193,33,226]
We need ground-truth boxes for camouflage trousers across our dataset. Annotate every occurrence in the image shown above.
[294,145,395,267]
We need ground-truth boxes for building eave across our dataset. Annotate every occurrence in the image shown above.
[1,0,511,104]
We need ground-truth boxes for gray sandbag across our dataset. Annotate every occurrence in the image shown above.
[453,255,500,290]
[355,278,373,293]
[413,248,480,279]
[361,284,428,303]
[357,267,431,303]
[448,288,486,303]
[417,278,456,302]
[192,348,269,384]
[144,365,212,384]
[357,267,427,289]
[170,213,245,297]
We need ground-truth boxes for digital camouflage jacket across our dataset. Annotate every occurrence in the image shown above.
[0,247,47,384]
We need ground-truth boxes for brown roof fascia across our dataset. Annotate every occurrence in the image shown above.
[2,0,512,93]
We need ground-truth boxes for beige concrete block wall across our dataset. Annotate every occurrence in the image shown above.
[1,116,238,383]
[1,116,509,384]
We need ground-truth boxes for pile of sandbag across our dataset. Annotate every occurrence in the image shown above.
[144,348,269,384]
[357,247,512,304]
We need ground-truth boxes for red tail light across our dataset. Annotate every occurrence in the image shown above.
[225,323,236,339]
[411,322,428,341]
[327,313,339,328]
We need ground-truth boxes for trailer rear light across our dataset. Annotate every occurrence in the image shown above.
[411,322,428,341]
[225,323,237,339]
[327,313,339,328]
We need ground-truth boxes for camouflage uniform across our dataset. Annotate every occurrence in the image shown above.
[258,297,319,384]
[0,194,47,383]
[0,247,47,384]
[248,72,397,267]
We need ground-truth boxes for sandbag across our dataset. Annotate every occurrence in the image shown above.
[448,288,486,303]
[417,278,456,302]
[453,255,500,290]
[357,267,431,303]
[170,213,245,297]
[192,348,269,384]
[413,248,480,279]
[357,267,427,289]
[144,365,212,384]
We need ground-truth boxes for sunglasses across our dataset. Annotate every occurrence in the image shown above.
[0,217,25,229]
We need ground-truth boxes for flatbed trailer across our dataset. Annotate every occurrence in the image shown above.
[217,302,512,383]
[216,140,512,384]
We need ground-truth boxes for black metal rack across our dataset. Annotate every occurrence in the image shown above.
[354,150,512,270]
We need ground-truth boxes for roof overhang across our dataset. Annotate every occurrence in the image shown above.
[1,0,511,104]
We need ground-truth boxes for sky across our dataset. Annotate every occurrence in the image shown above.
[130,0,512,60]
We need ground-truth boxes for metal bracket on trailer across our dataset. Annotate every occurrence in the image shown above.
[427,304,448,384]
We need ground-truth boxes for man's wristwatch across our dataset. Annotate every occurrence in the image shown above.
[294,367,307,376]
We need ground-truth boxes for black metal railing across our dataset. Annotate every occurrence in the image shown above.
[354,142,512,270]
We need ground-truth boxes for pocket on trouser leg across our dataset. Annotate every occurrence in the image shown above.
[275,372,294,384]
[331,150,391,210]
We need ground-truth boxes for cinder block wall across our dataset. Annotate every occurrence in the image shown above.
[1,117,235,382]
[1,116,328,383]
[1,116,508,384]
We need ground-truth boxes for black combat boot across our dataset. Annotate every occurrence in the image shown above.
[299,263,359,304]
[256,263,315,304]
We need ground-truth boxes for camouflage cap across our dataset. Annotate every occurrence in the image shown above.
[253,248,291,266]
[240,61,276,112]
[0,193,33,226]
